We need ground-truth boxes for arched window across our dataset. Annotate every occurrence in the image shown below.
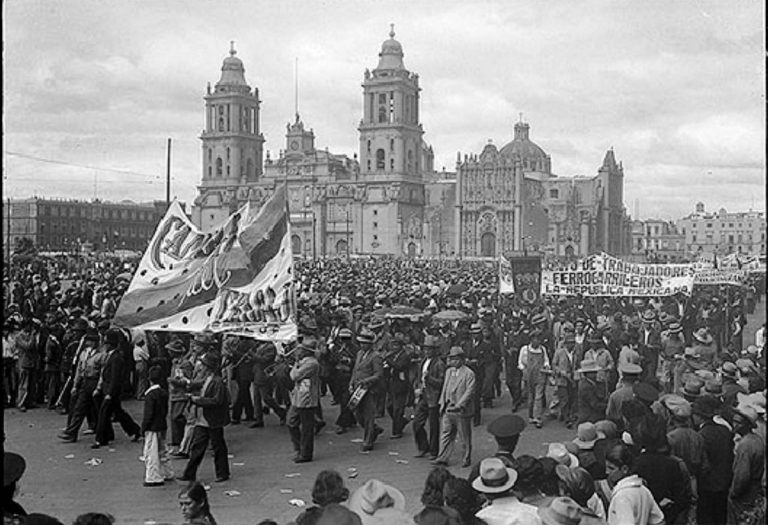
[216,157,223,177]
[376,149,385,170]
[407,150,413,172]
[208,166,212,178]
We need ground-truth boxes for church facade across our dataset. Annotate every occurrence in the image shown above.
[192,30,434,257]
[455,121,632,259]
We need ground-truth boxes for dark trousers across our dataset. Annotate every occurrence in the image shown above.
[354,391,380,447]
[413,397,440,456]
[556,381,576,422]
[482,362,499,402]
[506,366,522,408]
[95,396,140,445]
[472,369,484,425]
[387,390,408,436]
[45,371,60,408]
[64,379,99,438]
[169,400,188,446]
[183,425,230,480]
[231,378,253,422]
[696,489,728,525]
[253,383,286,424]
[333,375,356,428]
[287,405,315,460]
[3,358,18,406]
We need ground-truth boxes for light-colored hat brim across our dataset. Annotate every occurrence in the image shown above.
[348,483,406,515]
[471,468,518,494]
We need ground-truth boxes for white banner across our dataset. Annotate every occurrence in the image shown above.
[499,254,515,294]
[113,185,297,342]
[693,268,748,286]
[542,253,696,297]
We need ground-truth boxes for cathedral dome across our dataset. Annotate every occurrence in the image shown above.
[217,42,248,88]
[499,121,551,172]
[376,25,405,71]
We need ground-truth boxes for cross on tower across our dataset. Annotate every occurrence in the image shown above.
[230,40,236,56]
[389,23,395,38]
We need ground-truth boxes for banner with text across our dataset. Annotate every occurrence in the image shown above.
[542,253,696,297]
[499,255,515,294]
[113,185,298,342]
[509,255,542,303]
[693,268,748,286]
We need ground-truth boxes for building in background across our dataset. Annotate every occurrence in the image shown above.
[455,120,631,259]
[677,201,766,258]
[192,29,436,257]
[423,169,457,257]
[630,218,686,262]
[3,197,167,254]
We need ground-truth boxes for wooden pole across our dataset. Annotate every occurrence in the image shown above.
[166,138,172,207]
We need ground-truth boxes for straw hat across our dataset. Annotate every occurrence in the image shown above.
[572,423,603,450]
[348,479,406,518]
[693,328,713,345]
[546,443,579,469]
[538,497,583,525]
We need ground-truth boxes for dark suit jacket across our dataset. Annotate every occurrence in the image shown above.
[384,347,411,394]
[418,356,446,408]
[101,349,126,399]
[141,385,169,433]
[351,348,383,392]
[194,374,230,428]
[578,377,606,423]
[252,343,277,385]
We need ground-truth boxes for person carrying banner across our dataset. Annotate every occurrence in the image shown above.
[178,352,231,483]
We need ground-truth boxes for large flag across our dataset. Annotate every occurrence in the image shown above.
[113,184,297,341]
[499,254,515,294]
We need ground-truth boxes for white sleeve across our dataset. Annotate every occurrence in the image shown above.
[518,345,528,370]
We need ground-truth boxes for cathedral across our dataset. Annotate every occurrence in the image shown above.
[191,33,631,259]
[455,120,632,259]
[191,29,435,257]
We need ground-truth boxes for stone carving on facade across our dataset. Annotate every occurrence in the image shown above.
[354,184,367,201]
[477,210,497,233]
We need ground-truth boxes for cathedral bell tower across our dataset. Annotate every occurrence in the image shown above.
[194,42,265,230]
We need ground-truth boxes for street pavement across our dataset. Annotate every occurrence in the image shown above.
[6,298,764,524]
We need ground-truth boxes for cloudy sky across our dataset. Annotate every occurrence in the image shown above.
[4,0,765,221]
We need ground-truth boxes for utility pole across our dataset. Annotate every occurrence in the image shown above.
[166,138,172,207]
[312,212,317,261]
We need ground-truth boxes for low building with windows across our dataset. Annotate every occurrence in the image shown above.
[630,218,686,262]
[2,197,167,254]
[677,202,766,258]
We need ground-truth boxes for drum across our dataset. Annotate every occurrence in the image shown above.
[347,385,368,410]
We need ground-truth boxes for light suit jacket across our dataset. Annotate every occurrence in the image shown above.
[439,365,476,417]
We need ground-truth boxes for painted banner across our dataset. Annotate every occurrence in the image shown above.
[542,253,695,297]
[499,254,515,294]
[693,268,748,286]
[508,255,542,303]
[113,185,298,342]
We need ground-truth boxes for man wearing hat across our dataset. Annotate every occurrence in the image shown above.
[691,327,716,367]
[167,338,194,457]
[251,341,287,428]
[606,363,641,425]
[178,352,231,483]
[432,346,476,467]
[577,359,607,424]
[518,331,551,428]
[413,335,446,460]
[582,333,615,398]
[467,414,526,482]
[691,396,733,525]
[465,322,488,426]
[328,328,357,434]
[92,328,141,448]
[728,401,764,524]
[14,319,38,412]
[58,327,104,442]
[350,329,384,452]
[681,378,704,403]
[720,361,746,408]
[383,333,411,439]
[473,458,539,525]
[552,333,578,428]
[287,341,321,463]
[659,322,684,394]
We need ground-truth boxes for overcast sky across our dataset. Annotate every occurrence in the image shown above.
[3,0,765,221]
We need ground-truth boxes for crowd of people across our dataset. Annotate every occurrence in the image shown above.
[2,256,766,524]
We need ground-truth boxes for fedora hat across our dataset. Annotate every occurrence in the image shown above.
[661,394,692,419]
[734,403,759,425]
[704,379,723,396]
[4,452,26,487]
[683,347,700,359]
[667,323,683,335]
[576,359,602,374]
[546,443,579,469]
[165,339,186,354]
[736,392,766,416]
[735,358,758,375]
[538,497,583,525]
[468,323,483,334]
[447,346,465,358]
[693,328,713,345]
[356,329,376,344]
[641,309,657,323]
[572,422,603,450]
[348,479,405,516]
[682,378,704,399]
[471,458,518,494]
[338,328,353,339]
[200,352,221,371]
[487,414,527,438]
[618,362,642,376]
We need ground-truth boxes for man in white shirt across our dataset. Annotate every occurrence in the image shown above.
[432,347,475,468]
[755,322,765,354]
